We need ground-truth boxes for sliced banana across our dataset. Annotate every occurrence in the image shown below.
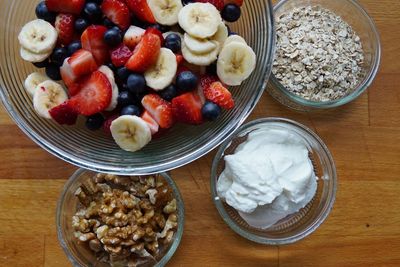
[20,47,52,63]
[24,72,49,97]
[178,3,222,39]
[184,33,218,54]
[210,22,229,51]
[217,42,256,86]
[148,0,183,26]
[33,80,68,119]
[110,115,152,152]
[144,48,177,91]
[224,35,247,46]
[18,19,58,54]
[182,43,219,66]
[99,66,119,111]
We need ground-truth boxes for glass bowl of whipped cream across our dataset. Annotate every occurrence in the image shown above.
[210,118,337,245]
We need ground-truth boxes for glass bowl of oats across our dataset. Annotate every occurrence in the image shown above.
[56,169,184,267]
[267,0,381,110]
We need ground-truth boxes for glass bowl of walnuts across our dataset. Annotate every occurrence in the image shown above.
[56,169,184,267]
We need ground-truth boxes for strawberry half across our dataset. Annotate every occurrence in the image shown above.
[101,0,131,30]
[176,54,184,65]
[141,110,159,135]
[111,44,133,67]
[125,0,156,24]
[197,0,225,10]
[69,49,98,77]
[69,71,112,116]
[145,27,164,45]
[200,74,219,90]
[172,92,204,125]
[49,101,78,125]
[55,14,75,45]
[203,81,235,110]
[45,0,85,14]
[103,114,119,135]
[141,94,174,129]
[224,0,244,6]
[125,32,161,72]
[123,26,145,50]
[81,25,109,65]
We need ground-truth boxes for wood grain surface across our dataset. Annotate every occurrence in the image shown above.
[1,0,399,266]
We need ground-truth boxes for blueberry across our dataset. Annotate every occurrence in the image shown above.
[103,17,115,28]
[164,33,181,53]
[83,2,102,22]
[118,91,135,107]
[33,58,49,69]
[85,113,105,131]
[121,105,141,116]
[176,71,199,92]
[206,62,217,75]
[221,4,241,22]
[51,47,68,66]
[74,18,90,33]
[67,41,82,56]
[106,62,117,71]
[159,84,177,101]
[127,74,146,95]
[182,0,195,5]
[150,24,170,33]
[35,1,56,23]
[202,101,221,121]
[104,28,122,47]
[45,63,61,80]
[116,67,131,82]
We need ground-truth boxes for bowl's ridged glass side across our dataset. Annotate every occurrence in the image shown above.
[0,0,275,175]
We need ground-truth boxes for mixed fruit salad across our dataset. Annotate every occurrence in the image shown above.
[18,0,256,152]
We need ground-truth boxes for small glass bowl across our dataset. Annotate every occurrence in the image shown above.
[56,169,185,267]
[267,0,381,111]
[211,118,337,245]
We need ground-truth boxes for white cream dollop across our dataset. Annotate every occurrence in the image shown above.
[217,128,317,229]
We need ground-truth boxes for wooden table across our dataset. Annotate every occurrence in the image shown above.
[1,0,399,266]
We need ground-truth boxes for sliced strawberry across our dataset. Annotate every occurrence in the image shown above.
[197,0,224,10]
[145,27,164,45]
[172,92,204,125]
[125,0,156,24]
[200,74,219,90]
[68,49,98,77]
[125,32,161,72]
[55,14,75,45]
[69,71,112,116]
[123,26,145,50]
[141,110,159,135]
[81,25,109,65]
[103,114,119,135]
[49,101,79,125]
[60,58,77,88]
[101,0,131,30]
[224,0,244,6]
[111,44,133,67]
[141,94,174,129]
[203,81,234,110]
[176,54,184,65]
[45,0,85,14]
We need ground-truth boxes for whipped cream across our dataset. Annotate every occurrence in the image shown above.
[217,128,317,229]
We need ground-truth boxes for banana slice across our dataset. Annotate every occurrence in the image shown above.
[182,42,219,66]
[224,35,247,46]
[110,115,152,152]
[24,72,49,97]
[33,80,68,119]
[98,66,119,111]
[18,19,58,54]
[184,33,218,54]
[210,22,229,51]
[144,48,177,91]
[20,47,52,63]
[148,0,183,26]
[217,42,256,86]
[178,3,222,39]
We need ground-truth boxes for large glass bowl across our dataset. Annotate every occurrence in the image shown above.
[211,118,337,245]
[267,0,381,110]
[0,0,275,175]
[56,169,185,267]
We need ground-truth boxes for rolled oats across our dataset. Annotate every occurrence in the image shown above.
[272,6,365,101]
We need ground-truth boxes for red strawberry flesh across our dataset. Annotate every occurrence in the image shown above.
[111,44,133,67]
[141,94,174,129]
[125,32,161,72]
[45,0,85,14]
[197,0,225,10]
[101,0,131,30]
[125,0,156,24]
[172,92,204,125]
[68,49,98,77]
[81,25,109,65]
[141,110,159,135]
[49,101,78,125]
[204,81,235,110]
[55,13,75,45]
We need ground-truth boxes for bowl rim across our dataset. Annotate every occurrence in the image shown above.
[269,0,381,109]
[0,0,276,175]
[56,169,185,267]
[210,118,337,245]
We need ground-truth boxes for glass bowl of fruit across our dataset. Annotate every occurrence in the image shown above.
[0,0,275,174]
